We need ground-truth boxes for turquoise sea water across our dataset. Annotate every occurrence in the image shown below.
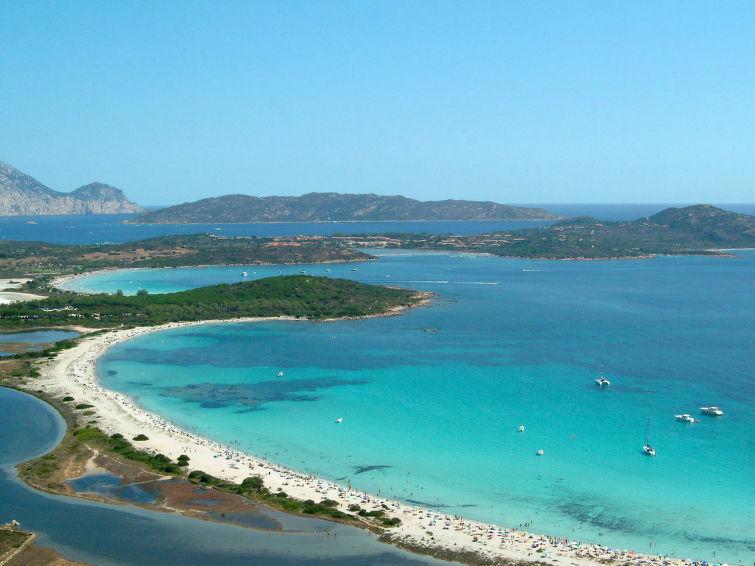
[89,251,755,563]
[0,387,450,565]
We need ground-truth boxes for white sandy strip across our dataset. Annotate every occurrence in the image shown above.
[50,269,151,292]
[34,322,697,566]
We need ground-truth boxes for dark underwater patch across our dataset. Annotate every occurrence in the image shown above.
[161,377,366,410]
[353,465,391,475]
[556,500,640,534]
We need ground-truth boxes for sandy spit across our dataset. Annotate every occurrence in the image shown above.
[32,321,701,566]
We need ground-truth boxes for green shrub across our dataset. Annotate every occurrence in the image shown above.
[241,476,264,490]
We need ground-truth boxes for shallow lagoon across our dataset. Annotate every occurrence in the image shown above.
[0,386,458,565]
[85,250,754,563]
[0,329,79,356]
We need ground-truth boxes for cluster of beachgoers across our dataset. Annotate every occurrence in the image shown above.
[32,322,713,566]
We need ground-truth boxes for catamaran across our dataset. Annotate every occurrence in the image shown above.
[595,363,610,386]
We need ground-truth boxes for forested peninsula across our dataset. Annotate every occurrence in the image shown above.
[1,204,752,290]
[340,205,755,259]
[1,276,426,329]
[0,233,369,278]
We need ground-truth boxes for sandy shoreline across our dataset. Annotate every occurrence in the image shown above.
[32,323,703,566]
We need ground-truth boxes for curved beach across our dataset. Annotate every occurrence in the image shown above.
[33,323,703,566]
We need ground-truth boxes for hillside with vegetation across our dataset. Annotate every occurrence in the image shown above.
[342,205,755,259]
[0,275,424,328]
[125,192,557,223]
[0,233,370,277]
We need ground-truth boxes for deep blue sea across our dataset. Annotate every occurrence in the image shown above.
[2,203,754,244]
[71,249,755,564]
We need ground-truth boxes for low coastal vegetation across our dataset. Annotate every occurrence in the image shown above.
[0,233,369,278]
[342,204,755,259]
[17,413,401,531]
[1,205,751,282]
[73,428,184,474]
[0,275,425,328]
[0,528,33,562]
[186,469,400,526]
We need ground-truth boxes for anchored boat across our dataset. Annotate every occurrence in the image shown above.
[643,419,656,456]
[699,406,724,416]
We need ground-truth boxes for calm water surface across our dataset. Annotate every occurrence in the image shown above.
[3,203,754,244]
[0,387,457,566]
[84,250,755,563]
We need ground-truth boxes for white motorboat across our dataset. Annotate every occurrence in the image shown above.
[277,371,284,377]
[675,414,696,423]
[536,449,544,456]
[595,376,611,387]
[518,425,525,432]
[699,406,723,416]
[241,271,248,277]
[335,417,343,423]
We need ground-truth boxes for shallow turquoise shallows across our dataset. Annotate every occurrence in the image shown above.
[91,251,755,564]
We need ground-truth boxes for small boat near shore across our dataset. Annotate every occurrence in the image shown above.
[241,271,248,277]
[699,406,723,416]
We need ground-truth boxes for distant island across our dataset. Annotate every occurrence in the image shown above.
[0,160,143,216]
[339,205,755,259]
[1,206,752,281]
[125,193,557,223]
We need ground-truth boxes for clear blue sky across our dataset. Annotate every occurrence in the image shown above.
[1,1,753,206]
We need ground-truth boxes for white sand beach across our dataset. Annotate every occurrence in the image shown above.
[0,278,45,304]
[34,323,702,566]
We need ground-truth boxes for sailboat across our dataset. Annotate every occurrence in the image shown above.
[643,419,656,456]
